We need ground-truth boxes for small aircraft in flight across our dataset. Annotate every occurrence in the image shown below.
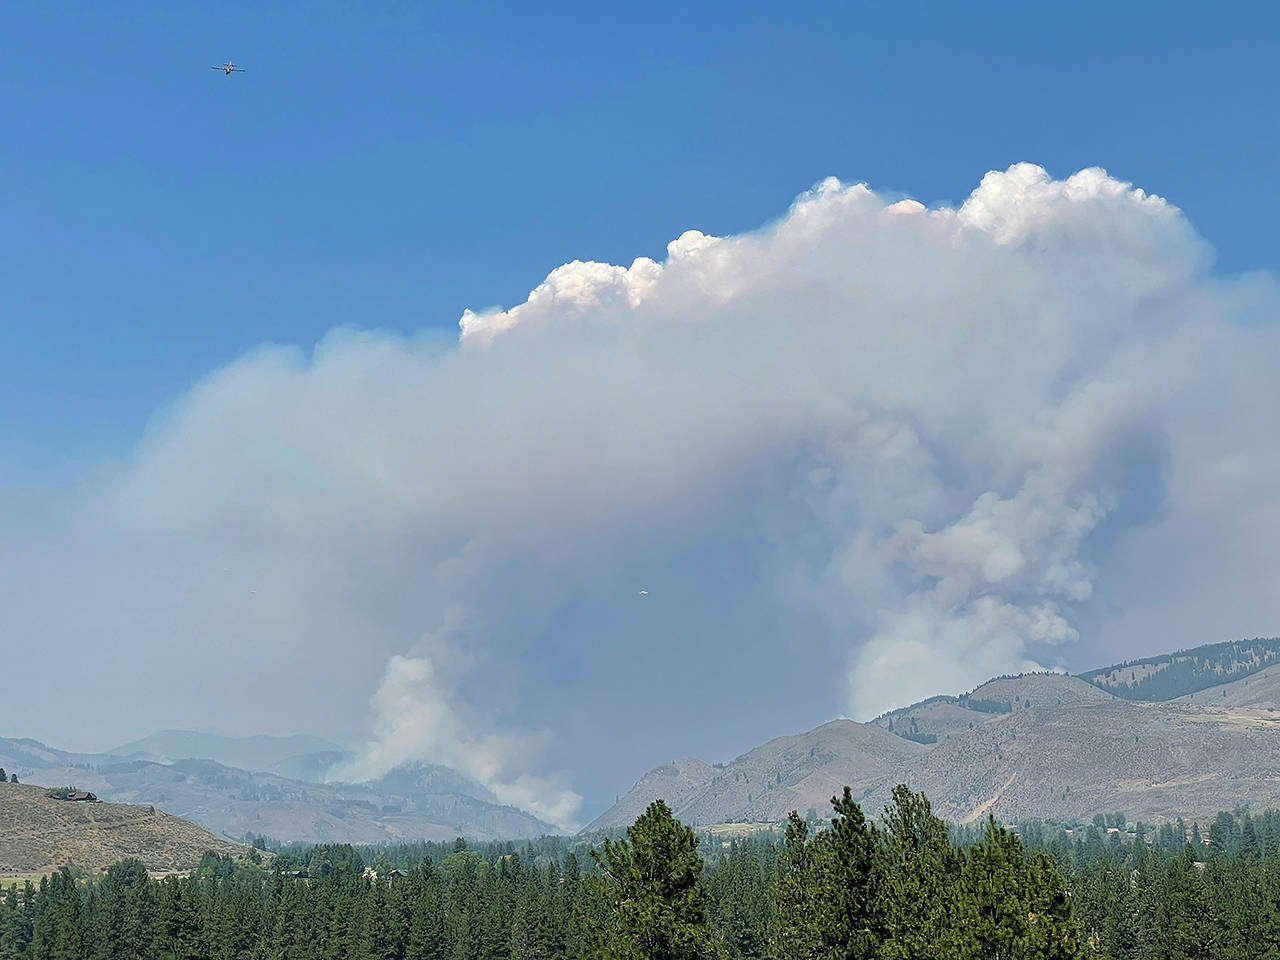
[211,61,245,75]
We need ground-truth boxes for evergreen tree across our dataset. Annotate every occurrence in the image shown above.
[768,813,819,960]
[406,868,447,960]
[593,799,721,960]
[1241,818,1260,859]
[566,873,613,960]
[29,870,84,960]
[812,787,879,960]
[874,785,959,958]
[706,841,769,959]
[954,819,1083,960]
[155,877,205,960]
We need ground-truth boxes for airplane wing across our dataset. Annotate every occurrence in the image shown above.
[210,65,222,70]
[232,67,245,72]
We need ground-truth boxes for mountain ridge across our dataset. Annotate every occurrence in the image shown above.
[589,638,1280,832]
[108,730,349,778]
[0,737,556,845]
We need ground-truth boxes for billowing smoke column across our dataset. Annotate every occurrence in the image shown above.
[7,164,1279,827]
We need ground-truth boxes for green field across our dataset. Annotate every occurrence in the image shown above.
[0,872,50,887]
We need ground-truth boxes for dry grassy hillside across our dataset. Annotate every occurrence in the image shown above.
[0,782,246,875]
[590,672,1280,832]
[902,698,1280,823]
[1174,662,1280,709]
[868,675,1112,745]
[593,758,717,830]
[968,673,1115,709]
[587,719,926,831]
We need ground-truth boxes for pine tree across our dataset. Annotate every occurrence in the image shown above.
[768,814,820,960]
[510,884,558,960]
[566,873,613,960]
[812,788,879,960]
[954,819,1083,960]
[155,877,205,960]
[706,841,769,960]
[29,869,84,960]
[593,799,721,960]
[1241,818,1260,859]
[406,868,447,960]
[874,785,960,959]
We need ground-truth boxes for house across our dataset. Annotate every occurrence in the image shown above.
[362,866,407,882]
[50,789,99,802]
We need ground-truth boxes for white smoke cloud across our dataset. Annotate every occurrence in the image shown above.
[5,162,1279,817]
[330,644,582,829]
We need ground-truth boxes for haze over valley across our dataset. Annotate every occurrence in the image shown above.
[3,638,1279,849]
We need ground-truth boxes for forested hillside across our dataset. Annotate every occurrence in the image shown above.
[0,787,1086,960]
[1080,637,1280,700]
[7,787,1280,959]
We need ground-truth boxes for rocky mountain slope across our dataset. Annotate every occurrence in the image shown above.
[0,781,246,875]
[0,738,555,845]
[590,642,1280,832]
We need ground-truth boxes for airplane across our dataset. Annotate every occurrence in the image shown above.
[211,61,245,75]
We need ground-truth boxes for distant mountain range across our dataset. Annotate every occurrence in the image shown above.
[108,730,349,781]
[589,637,1280,832]
[10,637,1280,845]
[0,732,555,845]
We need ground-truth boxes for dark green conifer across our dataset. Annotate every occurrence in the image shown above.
[874,785,960,958]
[592,799,721,960]
[768,813,819,960]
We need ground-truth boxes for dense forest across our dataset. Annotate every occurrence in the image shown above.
[4,788,1280,959]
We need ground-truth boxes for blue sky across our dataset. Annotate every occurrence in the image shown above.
[4,2,1280,821]
[4,0,1278,473]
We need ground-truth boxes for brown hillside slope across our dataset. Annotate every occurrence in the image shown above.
[1173,662,1280,709]
[590,673,1280,831]
[869,675,1113,744]
[902,698,1280,823]
[587,720,925,831]
[595,758,717,830]
[0,782,247,875]
[969,673,1115,709]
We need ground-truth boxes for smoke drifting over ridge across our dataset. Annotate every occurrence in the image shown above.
[4,163,1279,826]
